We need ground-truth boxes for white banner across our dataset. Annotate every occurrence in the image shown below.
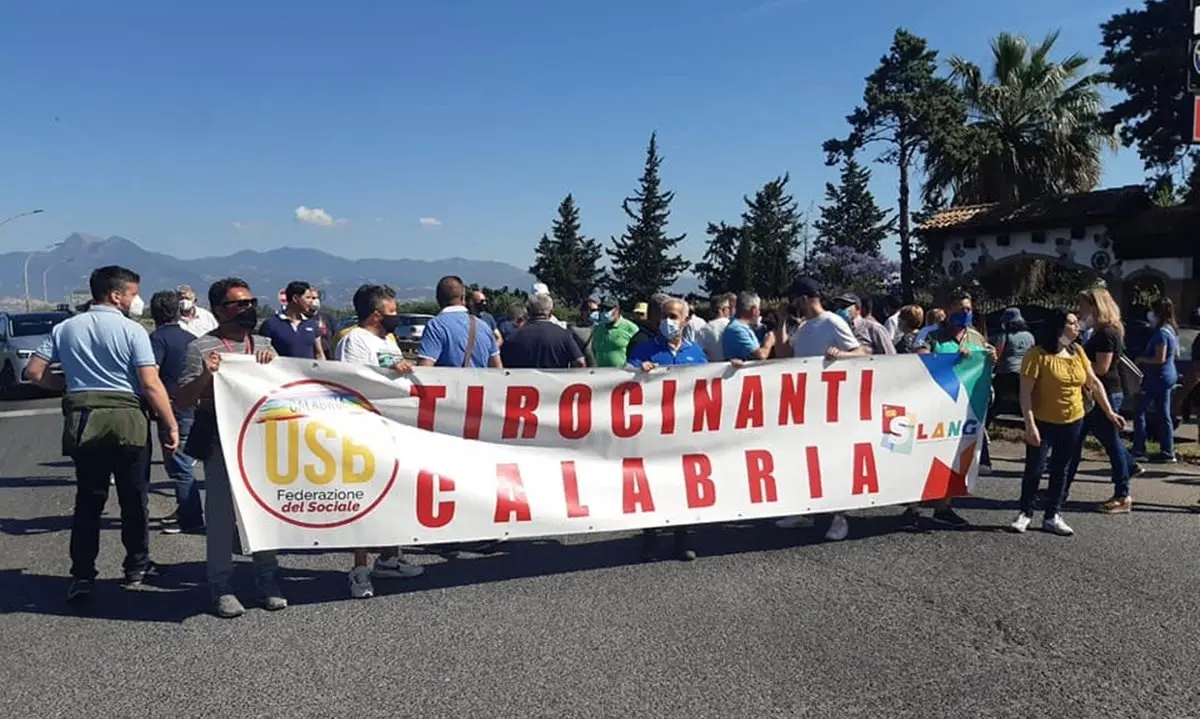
[213,353,990,552]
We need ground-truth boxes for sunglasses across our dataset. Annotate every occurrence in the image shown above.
[221,298,259,309]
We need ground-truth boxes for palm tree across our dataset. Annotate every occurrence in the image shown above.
[924,31,1116,206]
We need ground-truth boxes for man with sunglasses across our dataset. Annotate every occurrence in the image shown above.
[175,278,286,618]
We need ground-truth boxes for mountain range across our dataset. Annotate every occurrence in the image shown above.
[0,233,703,310]
[0,233,538,308]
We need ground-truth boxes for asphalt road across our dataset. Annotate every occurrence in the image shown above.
[2,396,1199,719]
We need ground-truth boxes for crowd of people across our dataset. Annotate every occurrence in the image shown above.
[20,263,1194,618]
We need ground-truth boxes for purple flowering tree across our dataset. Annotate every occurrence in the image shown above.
[807,245,900,298]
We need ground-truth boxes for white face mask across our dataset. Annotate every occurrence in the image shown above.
[310,298,321,310]
[659,318,682,340]
[1146,310,1158,325]
[180,298,195,312]
[128,295,145,318]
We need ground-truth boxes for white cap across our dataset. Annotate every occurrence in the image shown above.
[531,282,550,296]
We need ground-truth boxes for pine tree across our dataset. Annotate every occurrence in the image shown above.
[813,157,892,256]
[694,222,745,295]
[606,132,690,302]
[740,174,803,299]
[529,194,605,306]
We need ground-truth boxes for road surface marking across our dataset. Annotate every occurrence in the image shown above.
[0,408,59,419]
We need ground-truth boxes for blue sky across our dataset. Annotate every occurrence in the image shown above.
[0,0,1144,268]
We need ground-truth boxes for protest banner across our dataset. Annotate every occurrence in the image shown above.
[213,352,990,552]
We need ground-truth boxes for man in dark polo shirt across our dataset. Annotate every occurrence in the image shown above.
[258,281,326,359]
[501,293,585,369]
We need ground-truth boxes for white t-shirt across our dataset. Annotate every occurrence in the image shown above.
[790,311,860,358]
[336,327,403,368]
[885,312,901,341]
[697,317,731,362]
[180,306,218,337]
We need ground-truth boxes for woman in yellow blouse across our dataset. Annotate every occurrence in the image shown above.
[1012,311,1126,536]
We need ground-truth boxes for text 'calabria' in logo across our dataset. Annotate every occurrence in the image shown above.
[880,403,977,454]
[236,380,398,529]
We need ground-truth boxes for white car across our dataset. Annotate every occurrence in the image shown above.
[0,311,70,397]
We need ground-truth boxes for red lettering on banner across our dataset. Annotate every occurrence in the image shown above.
[494,463,532,523]
[463,386,484,440]
[502,386,540,439]
[735,375,764,429]
[558,384,593,440]
[660,379,677,435]
[560,461,590,518]
[415,470,455,528]
[822,370,847,423]
[681,453,716,508]
[413,385,447,432]
[693,379,722,432]
[745,449,777,504]
[611,383,644,438]
[779,373,807,426]
[621,458,655,513]
[859,369,874,422]
[805,446,823,499]
[851,442,879,495]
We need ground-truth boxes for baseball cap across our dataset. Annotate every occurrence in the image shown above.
[787,276,822,299]
[633,302,649,315]
[834,292,861,308]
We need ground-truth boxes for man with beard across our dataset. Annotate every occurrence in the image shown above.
[258,281,326,360]
[25,266,177,605]
[175,278,286,618]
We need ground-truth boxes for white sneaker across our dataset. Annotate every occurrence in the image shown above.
[371,554,425,579]
[775,515,814,529]
[348,566,375,599]
[1009,513,1032,533]
[1042,515,1074,536]
[824,514,849,541]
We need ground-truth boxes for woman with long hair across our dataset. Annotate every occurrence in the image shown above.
[1132,297,1179,463]
[1067,288,1140,513]
[1012,311,1126,536]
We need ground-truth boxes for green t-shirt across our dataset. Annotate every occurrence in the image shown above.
[593,318,639,368]
[922,326,987,355]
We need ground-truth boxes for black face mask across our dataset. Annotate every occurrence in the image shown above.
[234,308,259,330]
[380,314,401,334]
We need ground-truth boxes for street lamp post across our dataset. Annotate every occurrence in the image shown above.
[5,209,51,311]
[43,257,74,304]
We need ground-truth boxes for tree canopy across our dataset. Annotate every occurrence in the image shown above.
[529,194,605,307]
[813,157,892,256]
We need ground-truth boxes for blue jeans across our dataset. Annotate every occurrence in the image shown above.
[160,410,202,528]
[1020,419,1083,519]
[1066,392,1134,498]
[1132,384,1175,459]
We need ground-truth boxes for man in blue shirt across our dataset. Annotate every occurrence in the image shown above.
[258,281,326,359]
[627,296,707,562]
[722,291,776,362]
[24,265,178,605]
[148,290,202,534]
[419,276,502,368]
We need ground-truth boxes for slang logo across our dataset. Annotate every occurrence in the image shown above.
[880,403,978,454]
[236,380,398,529]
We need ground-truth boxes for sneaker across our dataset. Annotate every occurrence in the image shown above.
[371,555,425,579]
[1043,515,1074,536]
[1099,497,1133,514]
[66,578,93,604]
[824,514,849,541]
[775,515,814,529]
[932,507,970,527]
[256,575,288,611]
[348,566,375,599]
[122,562,166,589]
[214,593,246,618]
[900,506,922,529]
[1008,513,1033,533]
[1130,462,1146,478]
[1152,455,1177,464]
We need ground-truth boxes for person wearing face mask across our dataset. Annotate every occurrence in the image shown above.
[335,284,425,600]
[1012,311,1126,536]
[1132,297,1180,464]
[174,277,285,618]
[569,298,599,368]
[910,290,998,527]
[627,296,708,561]
[832,294,895,356]
[176,284,218,337]
[23,265,178,605]
[258,281,326,360]
[591,301,640,368]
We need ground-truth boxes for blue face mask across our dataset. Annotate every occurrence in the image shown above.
[660,318,682,340]
[835,308,853,323]
[950,310,973,329]
[588,311,601,324]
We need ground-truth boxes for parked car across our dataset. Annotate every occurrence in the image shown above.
[0,311,70,398]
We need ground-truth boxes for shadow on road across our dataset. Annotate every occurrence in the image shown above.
[0,475,76,489]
